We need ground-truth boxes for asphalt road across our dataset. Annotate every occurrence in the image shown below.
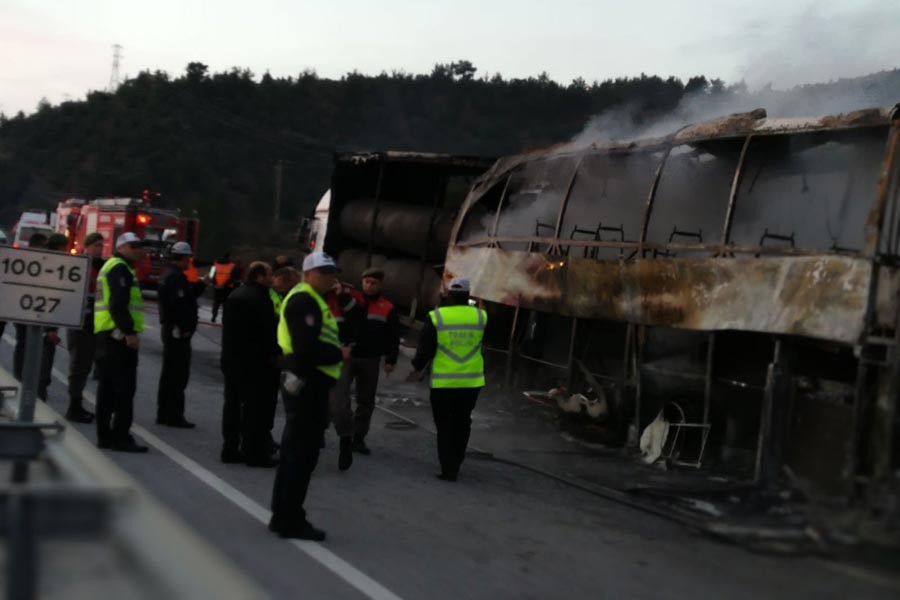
[2,299,897,600]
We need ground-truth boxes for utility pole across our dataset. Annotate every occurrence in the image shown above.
[273,160,283,222]
[108,44,123,91]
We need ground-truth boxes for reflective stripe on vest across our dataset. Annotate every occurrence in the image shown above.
[94,256,144,334]
[428,305,486,388]
[277,282,342,380]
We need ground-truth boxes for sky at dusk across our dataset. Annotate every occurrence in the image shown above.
[2,0,899,115]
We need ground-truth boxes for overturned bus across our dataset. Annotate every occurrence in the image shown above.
[446,106,900,498]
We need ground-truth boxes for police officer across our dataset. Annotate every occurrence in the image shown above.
[409,277,486,481]
[94,232,147,453]
[65,231,104,423]
[220,261,280,466]
[269,252,350,541]
[35,233,69,401]
[266,266,301,451]
[156,241,205,428]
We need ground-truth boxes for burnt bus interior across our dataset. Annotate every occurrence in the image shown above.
[324,152,494,318]
[448,107,900,497]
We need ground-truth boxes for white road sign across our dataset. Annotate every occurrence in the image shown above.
[0,246,91,328]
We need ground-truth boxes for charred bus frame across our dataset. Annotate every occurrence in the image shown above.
[446,106,900,496]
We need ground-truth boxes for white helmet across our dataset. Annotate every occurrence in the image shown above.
[169,241,193,256]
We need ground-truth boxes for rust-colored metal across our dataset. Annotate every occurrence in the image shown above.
[552,156,585,240]
[720,135,754,245]
[864,120,900,256]
[446,246,872,344]
[638,147,673,256]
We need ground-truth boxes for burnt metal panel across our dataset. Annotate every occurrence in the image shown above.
[446,246,871,344]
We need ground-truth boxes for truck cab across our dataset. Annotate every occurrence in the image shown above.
[12,210,57,247]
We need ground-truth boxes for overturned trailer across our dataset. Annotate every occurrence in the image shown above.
[447,106,900,497]
[323,151,494,318]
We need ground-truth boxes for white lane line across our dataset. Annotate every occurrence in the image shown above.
[43,360,404,600]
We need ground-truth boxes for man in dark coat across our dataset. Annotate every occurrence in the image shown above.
[156,241,205,427]
[220,261,280,466]
[65,231,104,423]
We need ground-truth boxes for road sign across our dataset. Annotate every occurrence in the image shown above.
[0,246,91,328]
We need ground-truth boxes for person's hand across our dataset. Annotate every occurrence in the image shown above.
[124,334,140,350]
[46,331,60,345]
[332,281,343,295]
[405,370,425,383]
[341,346,352,360]
[384,363,395,377]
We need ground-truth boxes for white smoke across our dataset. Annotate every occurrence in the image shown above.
[573,0,900,145]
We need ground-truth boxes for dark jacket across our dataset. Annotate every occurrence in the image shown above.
[106,253,138,334]
[352,292,400,365]
[220,281,280,372]
[330,289,366,345]
[412,318,437,373]
[283,290,343,383]
[158,261,205,334]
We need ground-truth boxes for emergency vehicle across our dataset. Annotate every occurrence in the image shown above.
[10,210,58,247]
[56,197,200,289]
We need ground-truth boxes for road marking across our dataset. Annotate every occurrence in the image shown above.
[44,361,404,600]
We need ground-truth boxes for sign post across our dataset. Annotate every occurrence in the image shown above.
[0,246,91,423]
[0,245,90,600]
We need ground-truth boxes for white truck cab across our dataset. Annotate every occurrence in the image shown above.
[12,210,57,247]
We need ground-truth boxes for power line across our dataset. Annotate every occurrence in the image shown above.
[108,44,123,92]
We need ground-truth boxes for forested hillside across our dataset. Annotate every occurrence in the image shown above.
[1,61,898,257]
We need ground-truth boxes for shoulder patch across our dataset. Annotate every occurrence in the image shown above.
[305,314,316,327]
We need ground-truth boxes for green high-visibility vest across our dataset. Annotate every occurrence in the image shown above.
[428,305,486,388]
[94,256,144,334]
[277,282,342,380]
[270,287,283,316]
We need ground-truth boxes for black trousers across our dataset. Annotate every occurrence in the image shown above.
[67,318,96,409]
[157,330,192,422]
[349,358,381,438]
[212,287,232,320]
[430,388,480,476]
[95,334,138,445]
[264,369,279,441]
[222,366,277,459]
[14,324,57,401]
[270,375,331,530]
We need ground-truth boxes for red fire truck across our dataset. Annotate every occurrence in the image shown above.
[56,197,200,289]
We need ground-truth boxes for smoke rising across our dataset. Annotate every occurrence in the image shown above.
[574,1,900,146]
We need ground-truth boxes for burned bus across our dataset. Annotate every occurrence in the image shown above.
[446,106,900,497]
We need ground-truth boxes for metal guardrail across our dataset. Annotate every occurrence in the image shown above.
[0,367,266,600]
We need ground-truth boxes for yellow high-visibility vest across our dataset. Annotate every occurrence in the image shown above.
[428,305,486,388]
[94,256,144,334]
[277,282,342,380]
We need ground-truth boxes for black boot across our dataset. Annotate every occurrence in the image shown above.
[66,400,94,424]
[351,435,370,455]
[338,437,353,471]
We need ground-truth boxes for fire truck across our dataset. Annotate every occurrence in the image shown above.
[56,197,200,289]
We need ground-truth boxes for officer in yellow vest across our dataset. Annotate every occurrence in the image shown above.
[94,232,148,453]
[269,252,350,541]
[409,277,487,481]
